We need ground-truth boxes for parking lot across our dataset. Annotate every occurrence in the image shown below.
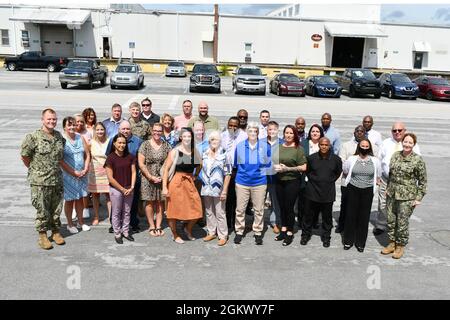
[0,69,449,300]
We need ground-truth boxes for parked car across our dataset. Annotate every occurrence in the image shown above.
[59,58,108,89]
[110,63,144,89]
[335,68,382,98]
[379,73,418,99]
[269,73,305,96]
[165,61,187,77]
[413,75,450,101]
[189,63,221,93]
[232,65,266,95]
[305,75,342,98]
[4,51,67,72]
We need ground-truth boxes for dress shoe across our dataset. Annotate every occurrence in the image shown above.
[300,236,310,246]
[373,228,385,236]
[108,226,114,234]
[356,246,364,253]
[343,244,352,250]
[217,238,228,246]
[323,241,331,248]
[335,226,343,233]
[123,234,134,242]
[234,234,243,244]
[254,235,263,245]
[131,225,141,234]
[203,234,217,242]
[272,225,281,234]
[275,231,286,241]
[282,234,294,246]
[115,236,123,244]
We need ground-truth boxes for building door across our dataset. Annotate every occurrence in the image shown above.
[103,37,111,58]
[331,37,364,68]
[245,42,252,63]
[40,24,73,57]
[202,41,213,62]
[367,48,378,68]
[414,52,424,69]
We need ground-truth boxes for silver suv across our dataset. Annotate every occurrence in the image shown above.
[232,65,266,95]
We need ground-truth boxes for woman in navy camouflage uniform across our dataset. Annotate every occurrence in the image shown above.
[381,133,427,259]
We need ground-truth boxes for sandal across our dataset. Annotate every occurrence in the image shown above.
[148,229,158,237]
[173,236,184,244]
[156,228,165,237]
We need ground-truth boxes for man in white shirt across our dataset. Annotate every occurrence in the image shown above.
[363,115,382,151]
[374,122,421,236]
[258,110,270,139]
[221,116,247,231]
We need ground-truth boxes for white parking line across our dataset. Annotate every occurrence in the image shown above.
[169,95,179,110]
[183,84,188,94]
[1,119,18,127]
[123,94,145,109]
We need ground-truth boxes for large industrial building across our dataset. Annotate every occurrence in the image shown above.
[0,3,449,72]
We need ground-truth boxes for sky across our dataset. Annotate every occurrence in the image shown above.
[141,3,450,25]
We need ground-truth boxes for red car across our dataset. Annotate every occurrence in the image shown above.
[413,75,450,100]
[269,73,305,96]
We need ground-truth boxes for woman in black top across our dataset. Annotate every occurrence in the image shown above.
[162,128,202,244]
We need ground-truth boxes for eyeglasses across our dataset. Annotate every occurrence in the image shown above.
[239,116,248,119]
[142,104,151,107]
[392,129,404,133]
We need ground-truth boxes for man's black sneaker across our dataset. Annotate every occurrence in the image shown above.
[109,226,114,234]
[254,235,263,245]
[234,234,243,244]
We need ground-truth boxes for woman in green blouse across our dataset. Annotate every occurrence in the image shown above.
[274,125,307,246]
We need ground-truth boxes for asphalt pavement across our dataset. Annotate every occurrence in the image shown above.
[0,69,449,300]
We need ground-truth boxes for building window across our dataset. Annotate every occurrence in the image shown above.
[21,30,30,47]
[1,29,9,46]
[288,7,293,17]
[295,4,300,15]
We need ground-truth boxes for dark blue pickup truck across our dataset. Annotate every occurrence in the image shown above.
[59,58,108,89]
[4,51,67,72]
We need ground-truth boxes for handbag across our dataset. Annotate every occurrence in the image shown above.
[160,147,179,182]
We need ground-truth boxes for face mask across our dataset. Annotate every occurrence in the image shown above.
[360,148,370,156]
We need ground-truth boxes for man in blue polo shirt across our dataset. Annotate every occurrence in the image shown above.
[233,122,271,245]
[102,103,123,138]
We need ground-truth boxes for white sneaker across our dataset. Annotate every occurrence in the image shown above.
[82,208,90,219]
[81,224,91,231]
[67,225,79,234]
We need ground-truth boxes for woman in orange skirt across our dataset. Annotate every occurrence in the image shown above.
[162,127,202,244]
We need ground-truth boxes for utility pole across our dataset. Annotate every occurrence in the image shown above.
[213,4,219,63]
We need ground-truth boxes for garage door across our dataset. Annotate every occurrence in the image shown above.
[40,25,73,57]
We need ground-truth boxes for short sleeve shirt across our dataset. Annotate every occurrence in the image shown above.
[21,129,65,186]
[104,153,136,189]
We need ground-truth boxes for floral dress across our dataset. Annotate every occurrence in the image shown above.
[138,140,171,201]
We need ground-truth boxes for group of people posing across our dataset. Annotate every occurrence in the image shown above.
[21,98,427,259]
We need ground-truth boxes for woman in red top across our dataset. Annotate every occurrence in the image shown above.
[105,134,136,244]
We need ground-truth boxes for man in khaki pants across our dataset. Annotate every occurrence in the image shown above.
[233,123,271,245]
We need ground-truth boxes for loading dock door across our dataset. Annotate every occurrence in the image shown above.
[40,25,73,57]
[331,37,364,68]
